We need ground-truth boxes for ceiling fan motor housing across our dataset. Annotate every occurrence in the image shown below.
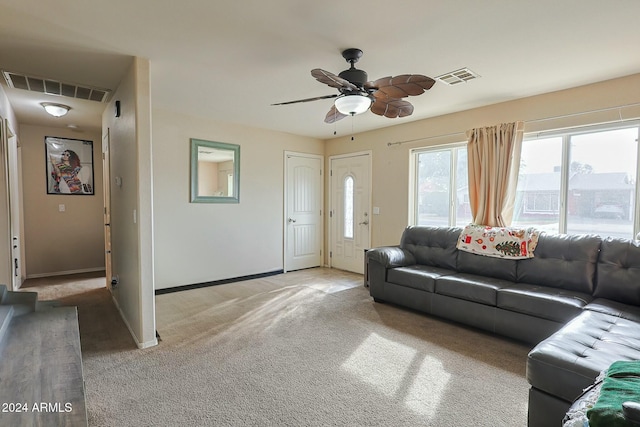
[338,48,368,89]
[338,68,368,89]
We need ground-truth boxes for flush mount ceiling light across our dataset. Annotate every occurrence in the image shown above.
[41,102,70,117]
[334,94,372,116]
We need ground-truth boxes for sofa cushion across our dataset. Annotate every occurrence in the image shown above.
[387,265,456,292]
[457,250,517,281]
[497,283,592,323]
[594,237,640,305]
[516,233,601,294]
[400,226,461,270]
[435,273,513,306]
[527,310,640,403]
[585,298,640,323]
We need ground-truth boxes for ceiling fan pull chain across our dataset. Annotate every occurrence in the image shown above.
[351,115,355,141]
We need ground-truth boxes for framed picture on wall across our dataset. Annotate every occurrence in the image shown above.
[45,136,95,195]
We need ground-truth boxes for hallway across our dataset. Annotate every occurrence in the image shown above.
[19,271,106,301]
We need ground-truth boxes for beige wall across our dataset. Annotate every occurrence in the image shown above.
[153,72,640,290]
[324,73,640,248]
[20,125,104,277]
[152,108,324,289]
[102,57,156,348]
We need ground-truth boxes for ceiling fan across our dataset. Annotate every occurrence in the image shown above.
[272,48,436,124]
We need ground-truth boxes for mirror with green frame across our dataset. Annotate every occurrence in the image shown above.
[190,138,240,203]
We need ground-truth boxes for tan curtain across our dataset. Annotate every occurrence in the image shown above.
[467,122,523,227]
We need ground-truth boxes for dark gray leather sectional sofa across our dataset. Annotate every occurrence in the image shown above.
[366,225,640,426]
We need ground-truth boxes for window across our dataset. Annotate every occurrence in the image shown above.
[512,136,563,233]
[411,145,471,226]
[411,123,640,239]
[514,125,639,238]
[344,176,354,239]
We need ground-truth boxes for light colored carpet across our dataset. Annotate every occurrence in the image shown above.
[27,268,530,426]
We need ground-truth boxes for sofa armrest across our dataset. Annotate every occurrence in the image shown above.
[367,246,416,268]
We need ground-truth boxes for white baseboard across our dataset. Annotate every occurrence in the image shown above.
[110,291,158,349]
[26,267,106,279]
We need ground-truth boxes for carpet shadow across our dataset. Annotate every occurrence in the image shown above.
[368,297,530,378]
[56,288,138,354]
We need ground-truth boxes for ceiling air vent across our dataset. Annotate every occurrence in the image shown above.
[435,67,480,86]
[2,70,111,102]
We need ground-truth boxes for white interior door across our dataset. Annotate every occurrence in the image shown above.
[330,152,371,274]
[284,152,323,272]
[0,119,11,288]
[6,123,22,290]
[0,118,22,291]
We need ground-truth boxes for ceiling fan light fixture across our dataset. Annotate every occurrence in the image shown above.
[41,102,70,117]
[334,94,371,116]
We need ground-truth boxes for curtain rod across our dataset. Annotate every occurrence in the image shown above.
[387,102,640,147]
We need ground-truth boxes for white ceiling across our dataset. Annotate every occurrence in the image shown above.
[1,0,640,139]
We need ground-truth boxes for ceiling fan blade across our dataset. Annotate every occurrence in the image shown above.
[324,105,348,123]
[311,69,358,91]
[370,97,414,119]
[271,94,338,106]
[366,74,435,99]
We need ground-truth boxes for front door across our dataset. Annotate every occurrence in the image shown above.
[330,152,371,274]
[284,152,323,272]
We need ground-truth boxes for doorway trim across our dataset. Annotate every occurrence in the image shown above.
[102,129,113,289]
[328,150,372,273]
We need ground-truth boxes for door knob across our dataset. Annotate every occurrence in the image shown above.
[359,220,369,225]
[288,218,297,223]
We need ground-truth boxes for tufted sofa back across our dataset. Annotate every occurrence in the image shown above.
[595,238,640,305]
[516,233,602,294]
[457,250,518,281]
[398,226,640,302]
[400,226,460,270]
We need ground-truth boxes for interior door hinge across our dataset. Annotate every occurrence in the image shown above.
[330,251,332,258]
